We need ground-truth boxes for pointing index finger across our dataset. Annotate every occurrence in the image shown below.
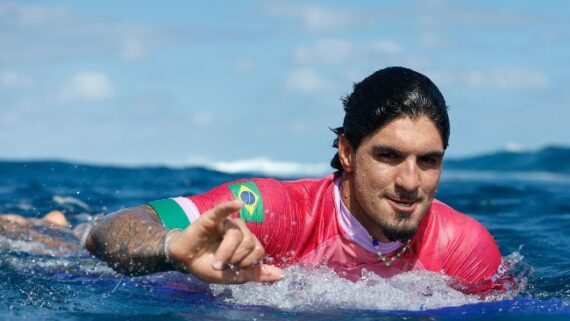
[199,200,243,228]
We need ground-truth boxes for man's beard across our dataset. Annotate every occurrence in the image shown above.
[379,220,419,242]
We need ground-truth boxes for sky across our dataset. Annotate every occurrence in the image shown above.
[1,0,569,174]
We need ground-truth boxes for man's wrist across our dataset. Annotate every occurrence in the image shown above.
[163,228,184,270]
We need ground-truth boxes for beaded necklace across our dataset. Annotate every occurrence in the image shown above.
[375,239,411,266]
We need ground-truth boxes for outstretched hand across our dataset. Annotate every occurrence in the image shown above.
[166,200,283,284]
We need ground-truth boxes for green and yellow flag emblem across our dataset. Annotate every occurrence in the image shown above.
[228,182,264,222]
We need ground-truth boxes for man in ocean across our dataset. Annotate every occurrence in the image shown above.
[1,67,504,292]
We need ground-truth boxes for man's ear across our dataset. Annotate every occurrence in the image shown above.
[338,134,354,173]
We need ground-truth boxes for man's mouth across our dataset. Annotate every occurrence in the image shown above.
[387,197,419,212]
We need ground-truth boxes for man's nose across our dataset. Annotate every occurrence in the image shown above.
[395,158,420,193]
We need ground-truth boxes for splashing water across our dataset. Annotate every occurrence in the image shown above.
[210,254,530,312]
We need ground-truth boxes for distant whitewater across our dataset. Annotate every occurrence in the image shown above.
[204,157,330,177]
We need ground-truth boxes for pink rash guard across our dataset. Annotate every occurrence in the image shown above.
[149,174,503,287]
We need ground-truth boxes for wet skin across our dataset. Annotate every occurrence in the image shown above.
[338,116,445,243]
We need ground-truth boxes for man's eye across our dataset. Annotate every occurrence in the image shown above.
[377,152,399,160]
[419,156,441,165]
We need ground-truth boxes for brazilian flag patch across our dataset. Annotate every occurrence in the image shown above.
[228,182,264,222]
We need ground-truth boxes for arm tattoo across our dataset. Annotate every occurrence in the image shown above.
[85,205,172,276]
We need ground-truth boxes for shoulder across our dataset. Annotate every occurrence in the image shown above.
[426,199,502,283]
[190,175,336,210]
[429,200,483,228]
[280,175,336,194]
[428,199,496,245]
[225,175,335,198]
[225,175,334,190]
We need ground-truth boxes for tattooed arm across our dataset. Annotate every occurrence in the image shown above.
[85,201,284,283]
[85,204,170,276]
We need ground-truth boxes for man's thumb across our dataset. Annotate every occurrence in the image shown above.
[241,264,284,283]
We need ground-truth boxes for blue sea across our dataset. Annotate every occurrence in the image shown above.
[0,160,569,321]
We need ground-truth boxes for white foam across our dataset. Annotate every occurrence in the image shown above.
[16,201,33,211]
[52,195,91,211]
[206,158,330,177]
[210,266,482,311]
[2,249,115,277]
[0,235,57,255]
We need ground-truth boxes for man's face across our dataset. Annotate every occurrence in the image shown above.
[339,116,444,242]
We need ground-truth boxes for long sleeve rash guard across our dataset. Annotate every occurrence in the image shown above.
[149,174,502,286]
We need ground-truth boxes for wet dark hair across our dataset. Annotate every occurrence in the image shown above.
[331,66,450,171]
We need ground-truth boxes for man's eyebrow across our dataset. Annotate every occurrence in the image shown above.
[372,144,444,158]
[371,145,402,155]
[420,150,445,158]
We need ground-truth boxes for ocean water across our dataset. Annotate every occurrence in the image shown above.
[0,161,569,321]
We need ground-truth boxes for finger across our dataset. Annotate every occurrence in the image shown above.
[227,219,257,265]
[188,200,243,236]
[228,234,255,265]
[247,264,284,283]
[212,219,243,270]
[236,239,265,269]
[223,264,284,284]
